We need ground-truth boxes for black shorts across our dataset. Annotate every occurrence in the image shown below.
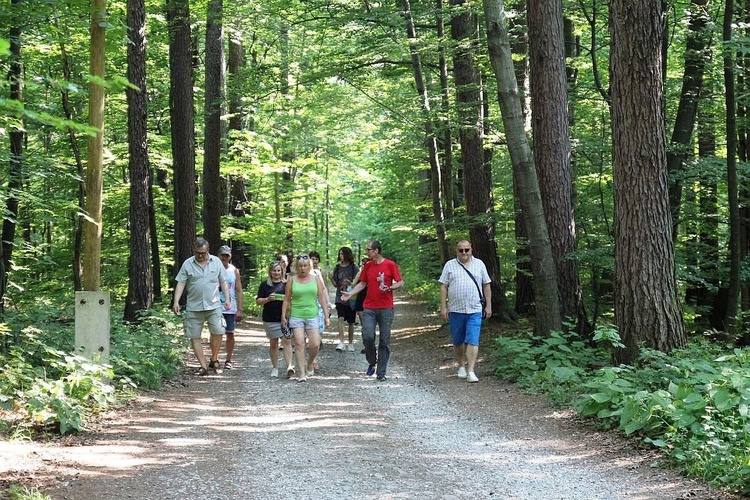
[336,303,356,324]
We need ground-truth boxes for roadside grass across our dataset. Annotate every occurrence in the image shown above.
[490,326,750,495]
[0,303,184,437]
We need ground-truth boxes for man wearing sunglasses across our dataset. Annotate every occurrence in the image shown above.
[341,240,403,381]
[438,240,492,383]
[172,238,232,376]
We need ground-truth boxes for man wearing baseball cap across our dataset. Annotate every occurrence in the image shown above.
[217,245,244,369]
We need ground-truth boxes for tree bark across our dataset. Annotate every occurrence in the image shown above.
[203,0,225,252]
[124,0,153,321]
[83,0,107,291]
[452,0,510,320]
[610,0,686,364]
[483,0,561,334]
[401,0,448,264]
[528,0,586,330]
[167,0,196,269]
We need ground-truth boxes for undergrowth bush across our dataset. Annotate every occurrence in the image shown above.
[0,304,184,435]
[492,328,750,494]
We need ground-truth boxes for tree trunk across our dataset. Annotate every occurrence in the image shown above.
[483,0,561,334]
[203,0,225,252]
[724,0,741,332]
[451,0,510,320]
[528,0,586,330]
[610,0,686,364]
[2,0,25,311]
[435,0,454,221]
[227,32,244,134]
[83,0,107,291]
[402,0,448,264]
[124,0,153,321]
[167,0,196,269]
[55,18,85,291]
[667,0,711,240]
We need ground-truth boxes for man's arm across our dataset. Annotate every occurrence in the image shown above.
[482,282,492,319]
[172,281,186,314]
[439,283,449,322]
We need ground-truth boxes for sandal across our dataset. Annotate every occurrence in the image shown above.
[196,367,209,376]
[224,360,233,370]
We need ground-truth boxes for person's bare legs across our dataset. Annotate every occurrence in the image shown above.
[269,338,279,369]
[293,329,307,380]
[307,330,321,374]
[466,344,479,374]
[281,337,294,375]
[453,343,466,370]
[190,338,208,370]
[338,317,346,344]
[347,321,355,345]
[210,334,223,363]
[224,333,235,363]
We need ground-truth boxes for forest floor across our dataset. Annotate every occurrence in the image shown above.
[0,299,739,499]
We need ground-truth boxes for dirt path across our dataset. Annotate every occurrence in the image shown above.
[0,300,725,499]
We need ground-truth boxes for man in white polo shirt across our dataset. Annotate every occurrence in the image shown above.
[439,240,492,383]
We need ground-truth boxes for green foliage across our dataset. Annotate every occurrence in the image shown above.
[493,328,750,492]
[7,485,51,500]
[0,304,184,435]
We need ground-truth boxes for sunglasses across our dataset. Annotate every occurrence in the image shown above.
[365,247,374,251]
[458,248,471,253]
[297,255,310,260]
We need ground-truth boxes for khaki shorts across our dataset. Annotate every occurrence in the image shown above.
[183,309,226,338]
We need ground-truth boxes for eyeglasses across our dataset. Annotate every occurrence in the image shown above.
[219,254,231,258]
[457,248,471,253]
[365,247,373,251]
[194,250,208,256]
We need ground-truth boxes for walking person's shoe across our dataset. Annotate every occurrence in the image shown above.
[224,360,233,370]
[286,366,295,379]
[376,373,387,382]
[271,367,279,378]
[457,366,467,379]
[467,371,479,383]
[196,367,209,376]
[347,343,355,352]
[366,365,376,376]
[336,341,346,351]
[208,360,223,374]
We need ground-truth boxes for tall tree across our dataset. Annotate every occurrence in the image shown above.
[667,0,711,239]
[610,0,686,364]
[2,0,25,311]
[203,0,225,251]
[528,0,586,329]
[451,0,507,318]
[401,0,449,263]
[124,0,153,321]
[167,0,196,269]
[723,0,741,331]
[83,0,107,291]
[483,0,561,335]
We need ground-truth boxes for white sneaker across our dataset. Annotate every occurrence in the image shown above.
[347,343,355,352]
[271,367,279,378]
[457,366,467,379]
[467,371,479,383]
[336,342,345,351]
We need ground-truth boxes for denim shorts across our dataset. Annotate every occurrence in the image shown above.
[448,312,482,346]
[223,313,236,333]
[288,317,319,331]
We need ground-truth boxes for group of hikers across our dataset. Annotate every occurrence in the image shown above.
[172,238,492,384]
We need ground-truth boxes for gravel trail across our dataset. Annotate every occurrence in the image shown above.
[2,300,722,499]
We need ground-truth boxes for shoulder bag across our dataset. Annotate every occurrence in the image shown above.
[457,259,487,313]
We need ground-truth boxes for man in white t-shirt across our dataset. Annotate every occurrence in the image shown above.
[438,240,492,383]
